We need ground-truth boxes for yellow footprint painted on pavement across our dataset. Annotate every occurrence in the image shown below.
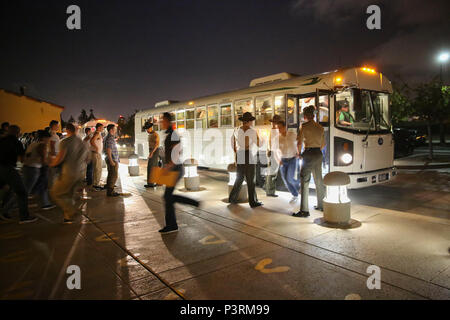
[198,235,227,245]
[95,233,118,242]
[117,254,148,266]
[164,288,186,300]
[254,258,290,274]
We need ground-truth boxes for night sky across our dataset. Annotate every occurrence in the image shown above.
[1,0,449,121]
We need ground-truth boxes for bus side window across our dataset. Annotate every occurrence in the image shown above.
[196,106,206,129]
[220,104,232,127]
[299,96,315,124]
[177,110,185,129]
[207,105,219,128]
[274,95,286,123]
[318,95,330,126]
[234,99,254,126]
[186,109,195,129]
[152,115,159,131]
[255,96,272,126]
[286,96,295,126]
[170,111,177,129]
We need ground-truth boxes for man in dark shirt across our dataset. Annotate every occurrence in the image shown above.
[0,125,37,223]
[159,112,199,234]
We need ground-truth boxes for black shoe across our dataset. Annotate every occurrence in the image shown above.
[19,216,38,224]
[144,183,155,188]
[92,186,103,191]
[314,206,323,212]
[266,194,278,197]
[250,202,263,208]
[63,219,74,225]
[107,192,121,197]
[292,211,310,218]
[0,213,13,221]
[158,226,178,234]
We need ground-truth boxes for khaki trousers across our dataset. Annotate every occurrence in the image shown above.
[50,171,83,220]
[106,161,119,194]
[92,152,102,186]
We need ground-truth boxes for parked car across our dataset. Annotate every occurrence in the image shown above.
[393,128,415,158]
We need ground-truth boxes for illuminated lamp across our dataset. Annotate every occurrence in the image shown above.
[183,158,200,191]
[333,76,344,87]
[227,163,248,203]
[128,153,139,176]
[323,171,351,225]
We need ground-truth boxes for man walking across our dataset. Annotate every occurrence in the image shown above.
[0,125,38,223]
[294,105,325,217]
[277,121,300,203]
[83,128,93,187]
[90,123,104,190]
[265,115,281,197]
[22,130,56,211]
[159,112,199,234]
[50,123,89,224]
[104,124,121,197]
[144,122,160,188]
[229,112,262,208]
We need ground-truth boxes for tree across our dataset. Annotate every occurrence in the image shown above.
[391,81,412,126]
[438,84,450,146]
[78,109,89,125]
[68,115,76,123]
[411,79,443,160]
[118,111,137,140]
[88,109,96,121]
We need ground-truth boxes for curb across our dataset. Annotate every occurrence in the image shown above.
[396,163,450,170]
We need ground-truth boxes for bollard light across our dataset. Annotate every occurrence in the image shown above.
[183,158,200,191]
[227,163,248,203]
[128,153,140,176]
[323,171,351,225]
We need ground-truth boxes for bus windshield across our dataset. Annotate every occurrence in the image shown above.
[335,89,391,133]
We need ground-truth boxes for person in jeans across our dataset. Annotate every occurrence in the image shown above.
[229,112,262,208]
[265,115,281,197]
[50,123,89,224]
[294,105,326,217]
[22,130,56,210]
[90,123,104,191]
[83,128,93,187]
[276,121,300,203]
[144,122,160,188]
[0,125,38,223]
[104,124,121,197]
[159,112,199,234]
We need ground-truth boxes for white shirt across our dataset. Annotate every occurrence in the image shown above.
[91,132,103,154]
[50,132,60,154]
[278,131,298,158]
[232,127,259,153]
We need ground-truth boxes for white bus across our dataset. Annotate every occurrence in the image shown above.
[135,67,396,189]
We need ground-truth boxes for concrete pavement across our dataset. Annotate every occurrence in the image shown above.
[0,164,449,300]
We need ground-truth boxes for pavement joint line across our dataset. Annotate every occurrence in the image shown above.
[81,213,186,300]
[129,187,440,297]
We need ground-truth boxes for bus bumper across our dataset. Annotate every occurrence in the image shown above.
[347,167,397,189]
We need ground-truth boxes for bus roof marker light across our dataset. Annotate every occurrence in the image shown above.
[334,76,343,87]
[188,101,194,106]
[361,67,376,74]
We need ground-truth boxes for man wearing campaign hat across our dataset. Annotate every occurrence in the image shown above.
[265,114,282,197]
[229,112,262,208]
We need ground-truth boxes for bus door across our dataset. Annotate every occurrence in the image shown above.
[315,89,332,174]
[286,94,298,131]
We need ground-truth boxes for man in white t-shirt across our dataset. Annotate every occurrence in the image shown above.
[90,123,104,190]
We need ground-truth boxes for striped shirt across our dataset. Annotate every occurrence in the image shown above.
[104,134,120,163]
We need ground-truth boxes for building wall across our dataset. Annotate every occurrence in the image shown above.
[0,89,64,133]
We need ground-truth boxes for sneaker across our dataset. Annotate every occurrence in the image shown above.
[292,211,310,218]
[19,216,38,224]
[63,219,74,225]
[144,183,155,188]
[158,226,179,234]
[41,204,57,211]
[289,196,298,203]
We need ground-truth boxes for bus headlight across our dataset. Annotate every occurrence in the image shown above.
[341,153,353,164]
